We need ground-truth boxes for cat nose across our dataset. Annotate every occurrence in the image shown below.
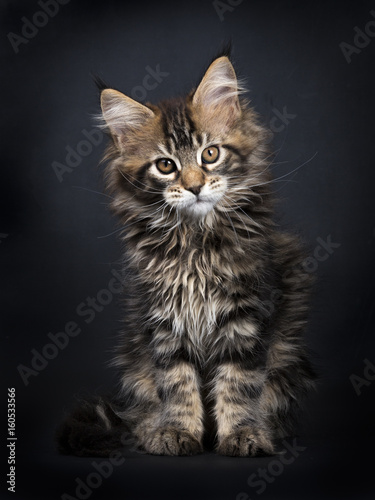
[181,166,205,195]
[186,185,202,196]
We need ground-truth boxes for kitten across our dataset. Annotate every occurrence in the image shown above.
[56,54,315,457]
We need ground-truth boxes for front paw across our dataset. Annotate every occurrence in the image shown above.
[217,427,275,457]
[144,427,203,456]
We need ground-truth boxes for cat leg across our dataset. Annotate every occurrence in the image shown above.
[211,361,275,457]
[138,360,204,456]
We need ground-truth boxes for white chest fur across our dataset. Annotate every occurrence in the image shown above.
[146,251,225,346]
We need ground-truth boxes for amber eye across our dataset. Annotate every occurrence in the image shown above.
[156,158,177,174]
[201,146,220,164]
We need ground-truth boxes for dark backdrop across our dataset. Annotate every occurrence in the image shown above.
[2,0,374,499]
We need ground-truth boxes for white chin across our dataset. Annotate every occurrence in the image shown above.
[184,200,214,217]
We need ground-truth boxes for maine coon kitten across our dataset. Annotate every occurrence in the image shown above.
[57,54,315,457]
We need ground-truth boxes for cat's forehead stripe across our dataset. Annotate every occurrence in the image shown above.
[160,100,196,151]
[157,144,172,158]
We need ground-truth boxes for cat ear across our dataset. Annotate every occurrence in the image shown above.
[192,56,242,127]
[100,89,154,139]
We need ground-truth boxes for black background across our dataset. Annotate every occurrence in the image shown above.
[2,0,375,499]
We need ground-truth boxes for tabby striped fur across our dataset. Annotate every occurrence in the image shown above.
[56,55,315,457]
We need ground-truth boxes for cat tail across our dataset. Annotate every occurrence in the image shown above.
[55,396,132,457]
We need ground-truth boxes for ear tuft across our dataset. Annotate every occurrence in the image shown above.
[211,40,232,62]
[91,73,109,93]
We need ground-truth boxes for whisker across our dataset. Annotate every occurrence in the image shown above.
[72,186,114,199]
[124,171,164,192]
[242,151,319,191]
[222,194,261,233]
[270,125,289,164]
[97,226,124,239]
[220,206,240,246]
[230,151,318,191]
[143,199,166,209]
[116,168,164,195]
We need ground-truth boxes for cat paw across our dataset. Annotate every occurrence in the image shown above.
[216,427,275,457]
[144,427,203,456]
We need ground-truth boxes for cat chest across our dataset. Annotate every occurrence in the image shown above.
[149,262,225,341]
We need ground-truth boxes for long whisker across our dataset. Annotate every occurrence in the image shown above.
[239,151,319,191]
[222,194,261,231]
[72,186,114,199]
[97,226,124,239]
[143,199,167,209]
[220,206,240,246]
[116,168,164,195]
[270,123,289,164]
[120,170,163,192]
[269,151,318,185]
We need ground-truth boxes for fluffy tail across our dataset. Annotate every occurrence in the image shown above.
[56,397,129,457]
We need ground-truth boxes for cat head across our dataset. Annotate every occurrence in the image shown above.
[98,56,270,225]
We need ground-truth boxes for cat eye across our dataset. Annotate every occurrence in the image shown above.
[201,146,220,164]
[156,158,177,175]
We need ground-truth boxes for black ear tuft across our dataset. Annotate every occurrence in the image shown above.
[211,40,233,62]
[194,41,234,94]
[91,73,109,93]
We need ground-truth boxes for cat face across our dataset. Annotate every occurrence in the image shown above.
[150,142,228,217]
[99,57,268,222]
